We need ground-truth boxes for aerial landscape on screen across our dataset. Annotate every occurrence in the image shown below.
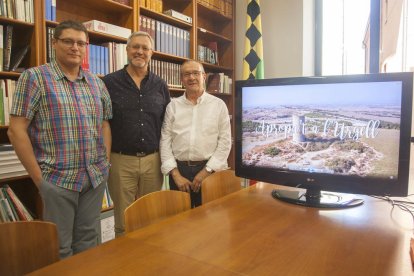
[241,81,402,179]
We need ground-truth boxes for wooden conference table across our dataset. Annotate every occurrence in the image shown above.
[30,182,413,276]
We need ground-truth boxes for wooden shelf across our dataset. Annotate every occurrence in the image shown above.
[0,175,30,184]
[140,7,192,30]
[197,27,232,43]
[0,71,21,78]
[62,0,133,14]
[0,16,35,27]
[152,51,188,62]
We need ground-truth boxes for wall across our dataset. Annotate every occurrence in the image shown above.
[235,0,315,80]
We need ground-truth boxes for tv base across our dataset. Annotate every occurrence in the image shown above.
[271,188,364,209]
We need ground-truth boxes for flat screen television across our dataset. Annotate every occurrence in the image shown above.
[235,72,414,208]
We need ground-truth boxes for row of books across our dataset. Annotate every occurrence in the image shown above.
[0,79,16,126]
[0,0,34,23]
[198,0,233,18]
[198,42,219,65]
[139,0,163,13]
[206,72,232,94]
[0,144,26,179]
[0,184,34,222]
[44,0,56,21]
[84,42,128,75]
[1,25,30,72]
[150,59,182,90]
[140,15,190,58]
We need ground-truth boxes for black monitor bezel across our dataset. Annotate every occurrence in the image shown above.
[235,72,413,197]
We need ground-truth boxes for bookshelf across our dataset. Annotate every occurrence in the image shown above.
[0,0,235,218]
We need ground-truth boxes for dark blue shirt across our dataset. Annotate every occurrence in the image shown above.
[103,66,170,154]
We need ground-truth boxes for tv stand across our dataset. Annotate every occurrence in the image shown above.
[271,188,364,208]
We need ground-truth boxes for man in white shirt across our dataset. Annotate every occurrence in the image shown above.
[160,60,231,207]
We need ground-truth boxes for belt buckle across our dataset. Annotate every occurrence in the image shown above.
[136,152,146,157]
[187,161,197,166]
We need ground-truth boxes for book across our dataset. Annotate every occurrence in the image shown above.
[0,24,3,71]
[206,73,221,93]
[163,9,192,24]
[83,20,131,39]
[0,84,4,125]
[9,44,29,72]
[3,24,13,71]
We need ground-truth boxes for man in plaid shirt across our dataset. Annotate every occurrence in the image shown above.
[7,20,112,259]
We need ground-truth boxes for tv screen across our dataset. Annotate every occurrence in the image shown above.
[235,73,413,207]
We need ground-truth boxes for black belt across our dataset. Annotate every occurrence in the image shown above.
[176,160,208,167]
[115,150,158,157]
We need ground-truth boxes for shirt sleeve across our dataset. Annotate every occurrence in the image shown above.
[160,101,178,175]
[206,100,232,171]
[10,69,41,120]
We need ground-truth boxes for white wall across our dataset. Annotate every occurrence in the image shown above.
[235,0,315,80]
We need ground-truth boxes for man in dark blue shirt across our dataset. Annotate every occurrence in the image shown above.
[103,31,170,236]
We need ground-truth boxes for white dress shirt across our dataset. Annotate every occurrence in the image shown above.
[160,91,231,175]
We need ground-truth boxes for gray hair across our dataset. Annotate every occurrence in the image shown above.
[127,31,154,49]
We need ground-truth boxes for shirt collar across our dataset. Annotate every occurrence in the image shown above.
[51,60,87,82]
[183,90,207,105]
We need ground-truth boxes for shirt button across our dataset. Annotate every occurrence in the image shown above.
[141,123,144,126]
[140,109,143,111]
[142,138,145,141]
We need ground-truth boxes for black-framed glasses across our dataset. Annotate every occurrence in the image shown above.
[56,38,89,48]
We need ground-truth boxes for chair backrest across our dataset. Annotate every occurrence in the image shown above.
[0,221,59,275]
[202,169,242,204]
[124,190,191,232]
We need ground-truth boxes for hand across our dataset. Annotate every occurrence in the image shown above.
[191,169,211,193]
[171,169,192,193]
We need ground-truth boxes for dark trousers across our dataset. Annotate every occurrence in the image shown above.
[169,161,207,208]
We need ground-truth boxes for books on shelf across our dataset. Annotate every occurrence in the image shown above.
[163,9,192,24]
[0,143,27,179]
[206,72,232,94]
[198,42,219,65]
[139,0,163,13]
[10,44,30,72]
[0,0,34,23]
[139,15,190,58]
[45,0,56,21]
[0,79,16,126]
[150,59,182,90]
[198,0,233,18]
[83,20,131,39]
[0,184,34,222]
[3,24,13,72]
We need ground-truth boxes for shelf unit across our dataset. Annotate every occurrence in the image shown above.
[0,0,235,218]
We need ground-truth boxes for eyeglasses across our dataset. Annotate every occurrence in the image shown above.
[56,38,89,48]
[128,44,152,52]
[182,71,203,78]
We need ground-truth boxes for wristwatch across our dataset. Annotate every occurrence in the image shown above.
[205,166,214,174]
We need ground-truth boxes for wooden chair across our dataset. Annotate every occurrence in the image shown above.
[202,169,242,204]
[0,221,59,276]
[124,190,191,232]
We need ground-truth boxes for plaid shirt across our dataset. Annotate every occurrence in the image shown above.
[10,61,113,191]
